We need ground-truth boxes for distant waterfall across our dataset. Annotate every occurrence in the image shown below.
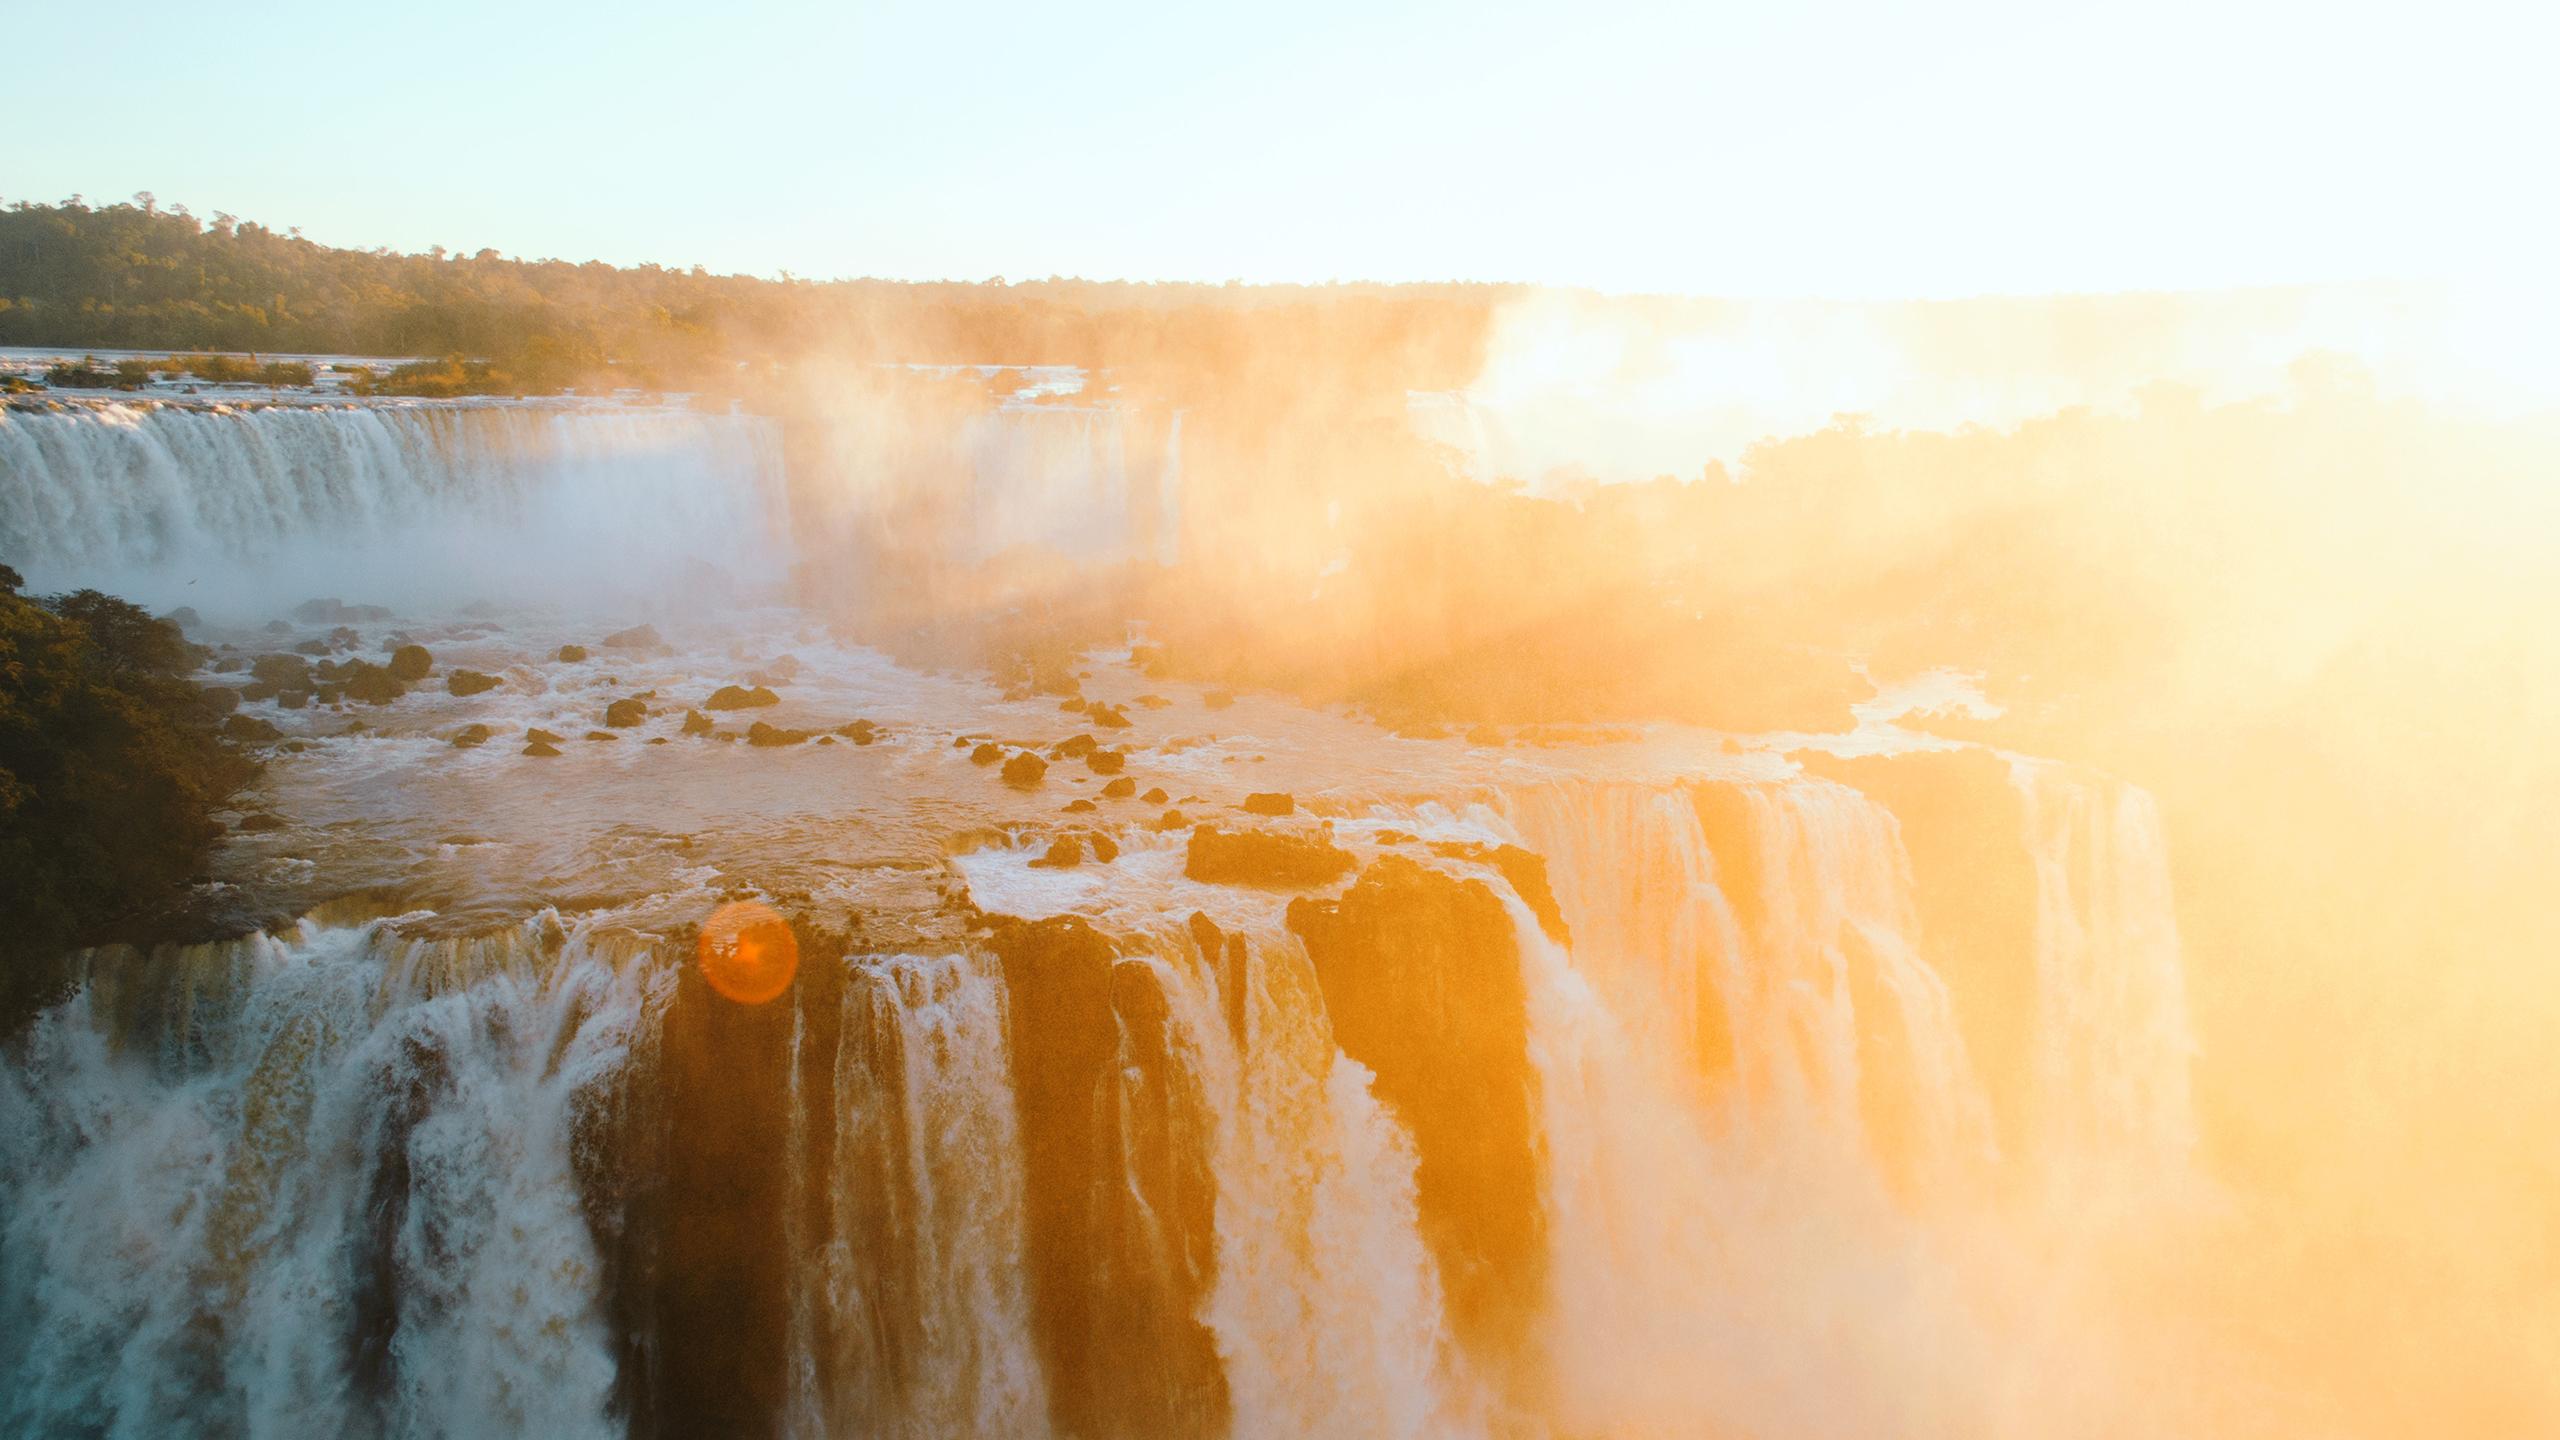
[2011,760,2198,1182]
[0,402,790,617]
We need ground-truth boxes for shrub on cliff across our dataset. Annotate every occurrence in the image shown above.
[0,565,256,1032]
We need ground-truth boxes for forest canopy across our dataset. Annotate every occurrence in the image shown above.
[0,195,1502,393]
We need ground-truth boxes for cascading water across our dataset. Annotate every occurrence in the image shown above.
[0,915,660,1440]
[0,402,791,617]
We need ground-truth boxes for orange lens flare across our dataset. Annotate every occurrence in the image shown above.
[696,900,799,1005]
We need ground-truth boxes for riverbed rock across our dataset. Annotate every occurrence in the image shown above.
[1102,777,1136,799]
[523,739,562,757]
[1086,749,1126,776]
[604,697,648,728]
[386,644,433,681]
[834,719,881,745]
[556,644,588,662]
[1182,826,1353,887]
[450,724,492,748]
[221,714,282,742]
[1241,791,1295,817]
[1002,751,1048,787]
[195,685,242,717]
[339,664,408,706]
[680,709,713,736]
[526,727,564,744]
[1050,733,1097,760]
[705,684,780,710]
[445,670,501,697]
[970,741,1003,765]
[1029,835,1087,868]
[600,623,662,648]
[235,812,287,832]
[1142,787,1169,805]
[747,721,810,747]
[1087,702,1132,729]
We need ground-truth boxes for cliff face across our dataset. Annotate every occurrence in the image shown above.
[988,915,1228,1440]
[1287,856,1547,1366]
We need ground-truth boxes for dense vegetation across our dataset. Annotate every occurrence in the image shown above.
[0,565,253,1032]
[0,195,1501,395]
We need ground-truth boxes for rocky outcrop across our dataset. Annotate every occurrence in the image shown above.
[1183,826,1354,887]
[705,685,780,711]
[986,917,1229,1440]
[386,644,433,682]
[1287,856,1546,1365]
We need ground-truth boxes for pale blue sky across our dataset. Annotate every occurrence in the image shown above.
[8,0,2548,295]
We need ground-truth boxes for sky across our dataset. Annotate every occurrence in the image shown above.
[8,0,2551,297]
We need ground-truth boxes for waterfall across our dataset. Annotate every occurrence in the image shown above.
[786,951,1047,1438]
[0,916,661,1440]
[0,402,790,617]
[2010,760,2198,1185]
[1129,921,1488,1440]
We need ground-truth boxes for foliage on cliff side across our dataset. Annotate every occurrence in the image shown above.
[0,566,255,1031]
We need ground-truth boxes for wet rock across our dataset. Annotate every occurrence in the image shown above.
[1426,842,1573,947]
[556,644,589,663]
[601,623,662,648]
[1060,697,1088,713]
[523,739,563,757]
[1102,777,1137,799]
[235,812,287,832]
[1183,826,1353,887]
[314,686,341,706]
[1002,751,1048,787]
[1087,702,1132,729]
[1142,787,1169,805]
[681,709,714,736]
[445,670,502,697]
[450,724,493,748]
[747,721,811,747]
[1241,792,1295,817]
[1062,799,1098,813]
[1029,835,1087,868]
[1288,856,1545,1361]
[584,730,620,742]
[386,644,433,682]
[833,719,881,745]
[212,656,246,674]
[970,742,1004,765]
[1151,808,1188,831]
[293,639,332,657]
[1087,749,1126,776]
[648,736,670,745]
[984,916,1230,1440]
[195,685,242,717]
[221,714,282,742]
[1186,913,1251,1050]
[526,727,565,744]
[705,684,781,710]
[328,626,362,650]
[953,735,976,748]
[276,690,310,710]
[1049,733,1097,760]
[604,698,648,728]
[339,664,407,706]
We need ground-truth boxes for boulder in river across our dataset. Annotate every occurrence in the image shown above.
[339,663,408,706]
[526,727,565,744]
[446,670,502,697]
[1050,733,1097,760]
[221,714,282,742]
[747,721,811,747]
[1142,787,1169,805]
[705,685,781,710]
[235,812,287,832]
[834,719,881,745]
[1029,835,1087,869]
[681,709,714,735]
[604,698,648,728]
[450,724,493,748]
[970,741,1004,766]
[556,644,589,663]
[386,644,433,682]
[1002,751,1048,787]
[1241,792,1296,817]
[1086,749,1126,776]
[1102,777,1137,799]
[600,624,663,648]
[251,654,311,688]
[195,685,242,717]
[1087,702,1132,729]
[523,739,562,757]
